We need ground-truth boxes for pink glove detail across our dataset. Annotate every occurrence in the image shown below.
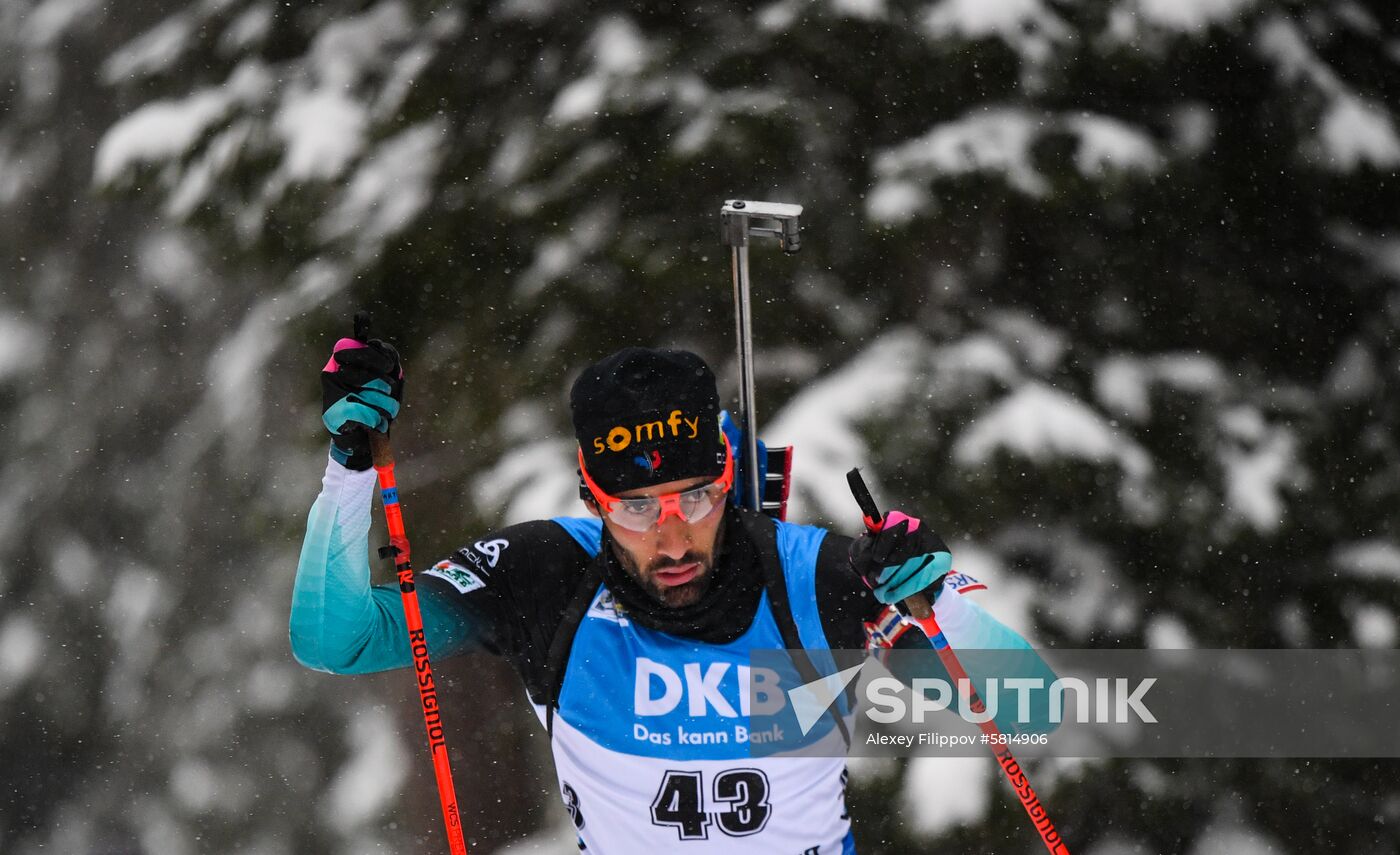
[884,510,920,533]
[324,338,404,378]
[323,338,367,373]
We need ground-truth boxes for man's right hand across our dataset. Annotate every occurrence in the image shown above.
[321,337,404,470]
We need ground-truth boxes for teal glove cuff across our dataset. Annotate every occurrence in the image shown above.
[322,379,400,435]
[874,550,952,605]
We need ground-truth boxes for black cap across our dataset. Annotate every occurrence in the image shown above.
[570,347,725,493]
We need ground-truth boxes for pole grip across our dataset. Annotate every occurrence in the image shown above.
[369,430,394,469]
[847,468,935,620]
[355,312,397,472]
[845,467,884,534]
[903,592,934,621]
[353,310,373,343]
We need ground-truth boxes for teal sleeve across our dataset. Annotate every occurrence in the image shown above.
[289,453,478,674]
[888,587,1061,735]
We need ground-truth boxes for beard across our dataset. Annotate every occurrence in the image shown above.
[615,547,716,608]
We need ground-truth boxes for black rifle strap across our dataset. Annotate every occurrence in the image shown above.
[739,510,853,747]
[544,552,606,739]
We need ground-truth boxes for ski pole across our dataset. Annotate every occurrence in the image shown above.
[354,315,469,855]
[846,468,1070,855]
[720,199,802,511]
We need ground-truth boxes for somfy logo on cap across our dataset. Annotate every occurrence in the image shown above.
[588,409,703,456]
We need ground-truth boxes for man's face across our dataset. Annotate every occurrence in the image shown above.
[589,475,727,608]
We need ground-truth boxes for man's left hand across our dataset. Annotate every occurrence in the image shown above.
[849,512,952,605]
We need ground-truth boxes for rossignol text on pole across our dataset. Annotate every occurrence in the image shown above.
[846,468,1070,855]
[354,313,470,855]
[720,199,801,512]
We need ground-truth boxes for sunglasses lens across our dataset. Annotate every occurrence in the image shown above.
[677,485,723,523]
[603,485,726,532]
[607,500,661,532]
[580,434,735,532]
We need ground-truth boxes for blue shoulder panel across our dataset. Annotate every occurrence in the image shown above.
[552,516,602,557]
[773,520,848,717]
[773,519,832,652]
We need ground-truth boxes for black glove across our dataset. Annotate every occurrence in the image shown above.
[320,337,403,470]
[849,511,952,606]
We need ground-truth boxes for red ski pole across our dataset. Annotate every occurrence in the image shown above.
[846,469,1070,855]
[369,433,468,855]
[354,314,468,855]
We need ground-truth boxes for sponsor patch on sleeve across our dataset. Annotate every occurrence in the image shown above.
[424,560,486,595]
[942,571,987,595]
